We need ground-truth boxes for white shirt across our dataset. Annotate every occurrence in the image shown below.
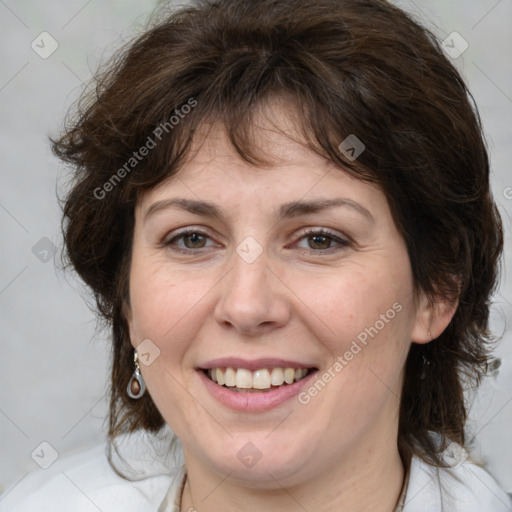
[1,433,510,511]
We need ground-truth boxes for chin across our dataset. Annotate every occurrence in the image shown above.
[198,432,320,487]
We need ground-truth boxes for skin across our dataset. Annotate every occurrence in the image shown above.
[127,101,456,512]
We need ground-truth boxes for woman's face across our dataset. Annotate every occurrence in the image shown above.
[127,105,431,487]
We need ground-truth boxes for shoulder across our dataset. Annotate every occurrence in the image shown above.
[0,435,181,512]
[404,452,512,512]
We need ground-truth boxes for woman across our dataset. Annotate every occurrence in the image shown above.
[2,0,510,510]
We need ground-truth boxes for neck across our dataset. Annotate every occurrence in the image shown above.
[180,438,405,512]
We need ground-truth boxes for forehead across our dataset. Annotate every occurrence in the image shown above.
[186,99,321,169]
[136,100,387,216]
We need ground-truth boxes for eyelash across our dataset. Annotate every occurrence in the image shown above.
[163,228,351,255]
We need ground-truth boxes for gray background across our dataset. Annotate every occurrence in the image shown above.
[1,0,511,497]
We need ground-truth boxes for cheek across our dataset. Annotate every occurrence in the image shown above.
[127,259,208,408]
[129,261,176,340]
[288,262,416,423]
[128,253,220,362]
[294,262,413,347]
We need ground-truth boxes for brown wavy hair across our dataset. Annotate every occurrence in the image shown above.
[52,0,503,469]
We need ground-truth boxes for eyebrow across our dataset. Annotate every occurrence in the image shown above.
[143,197,374,223]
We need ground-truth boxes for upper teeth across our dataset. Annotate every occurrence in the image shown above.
[208,367,309,389]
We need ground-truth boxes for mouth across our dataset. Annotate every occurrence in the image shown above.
[197,359,320,412]
[201,366,317,393]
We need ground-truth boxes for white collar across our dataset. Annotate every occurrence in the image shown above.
[155,453,511,512]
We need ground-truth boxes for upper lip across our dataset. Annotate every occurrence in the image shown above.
[197,357,317,371]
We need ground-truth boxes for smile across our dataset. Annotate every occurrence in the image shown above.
[205,367,313,392]
[197,357,319,411]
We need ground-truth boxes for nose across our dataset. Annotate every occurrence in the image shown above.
[214,247,291,336]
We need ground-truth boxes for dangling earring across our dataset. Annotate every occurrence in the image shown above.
[420,329,433,380]
[420,354,431,380]
[127,351,146,399]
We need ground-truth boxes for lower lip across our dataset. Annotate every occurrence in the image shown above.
[198,370,317,412]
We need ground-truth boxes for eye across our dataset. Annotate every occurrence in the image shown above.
[294,229,351,253]
[163,228,350,254]
[164,229,216,251]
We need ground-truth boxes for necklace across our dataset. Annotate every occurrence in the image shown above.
[180,475,196,511]
[179,467,408,511]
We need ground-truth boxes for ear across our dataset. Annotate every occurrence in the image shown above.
[410,290,458,344]
[122,299,137,349]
